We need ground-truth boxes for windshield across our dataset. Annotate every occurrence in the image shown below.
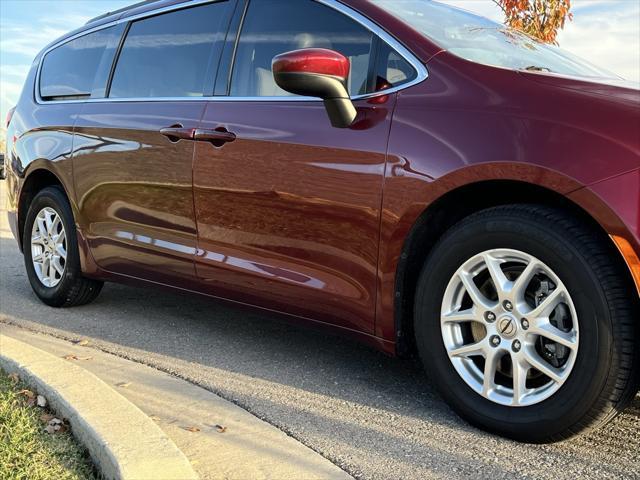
[371,0,616,79]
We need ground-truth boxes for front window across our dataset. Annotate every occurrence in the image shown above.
[371,0,616,79]
[229,0,417,97]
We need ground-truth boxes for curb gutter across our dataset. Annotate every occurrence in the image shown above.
[0,334,198,480]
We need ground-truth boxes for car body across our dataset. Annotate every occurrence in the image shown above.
[4,0,639,441]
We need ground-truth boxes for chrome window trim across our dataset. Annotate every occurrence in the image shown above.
[35,0,428,105]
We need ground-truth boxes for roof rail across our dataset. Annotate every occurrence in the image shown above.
[85,0,161,25]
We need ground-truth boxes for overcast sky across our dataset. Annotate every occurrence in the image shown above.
[1,0,639,124]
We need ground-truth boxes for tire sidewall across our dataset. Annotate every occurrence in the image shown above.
[415,212,612,440]
[23,187,81,306]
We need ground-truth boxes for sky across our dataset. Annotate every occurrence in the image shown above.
[1,0,639,124]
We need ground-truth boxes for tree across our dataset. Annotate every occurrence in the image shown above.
[493,0,573,44]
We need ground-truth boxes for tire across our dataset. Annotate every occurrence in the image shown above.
[23,186,103,307]
[414,204,639,442]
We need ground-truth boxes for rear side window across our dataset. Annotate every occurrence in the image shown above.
[109,1,232,99]
[39,25,124,100]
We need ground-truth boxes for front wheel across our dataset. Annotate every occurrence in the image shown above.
[414,205,639,442]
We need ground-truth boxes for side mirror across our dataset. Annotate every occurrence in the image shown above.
[272,48,357,129]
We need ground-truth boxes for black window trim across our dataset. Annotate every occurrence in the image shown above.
[34,0,428,105]
[104,21,132,99]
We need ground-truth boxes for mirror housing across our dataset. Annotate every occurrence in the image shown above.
[272,48,357,128]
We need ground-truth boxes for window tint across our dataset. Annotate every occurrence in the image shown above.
[109,1,231,98]
[40,25,124,100]
[230,0,374,97]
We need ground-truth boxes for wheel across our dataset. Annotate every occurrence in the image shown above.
[414,204,639,442]
[23,186,103,307]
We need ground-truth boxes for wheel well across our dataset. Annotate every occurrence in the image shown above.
[17,169,66,250]
[394,180,630,356]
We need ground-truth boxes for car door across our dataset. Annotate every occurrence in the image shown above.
[73,0,235,284]
[192,0,420,333]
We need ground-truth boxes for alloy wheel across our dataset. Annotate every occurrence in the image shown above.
[30,206,67,288]
[441,249,579,407]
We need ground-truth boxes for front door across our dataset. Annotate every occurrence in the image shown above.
[73,0,235,284]
[192,0,418,332]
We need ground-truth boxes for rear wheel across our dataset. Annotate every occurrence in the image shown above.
[414,204,639,442]
[23,187,103,307]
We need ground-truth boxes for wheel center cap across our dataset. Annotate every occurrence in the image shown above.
[498,315,518,338]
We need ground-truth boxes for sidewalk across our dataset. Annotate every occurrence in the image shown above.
[1,323,352,480]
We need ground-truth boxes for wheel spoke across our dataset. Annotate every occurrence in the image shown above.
[511,260,539,300]
[511,358,529,406]
[532,319,577,350]
[482,349,500,396]
[526,286,566,318]
[36,216,48,237]
[40,257,50,286]
[524,350,564,383]
[48,258,57,282]
[44,210,54,233]
[55,242,67,259]
[51,215,62,235]
[441,308,478,324]
[52,256,65,276]
[459,270,494,309]
[31,235,45,246]
[450,340,485,358]
[482,252,510,297]
[32,252,45,263]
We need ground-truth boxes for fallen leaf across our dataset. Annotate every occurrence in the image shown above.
[215,424,227,433]
[26,397,36,407]
[63,354,92,361]
[116,382,131,388]
[37,395,47,407]
[18,389,35,399]
[40,413,55,423]
[72,339,90,346]
[182,426,200,433]
[8,373,19,383]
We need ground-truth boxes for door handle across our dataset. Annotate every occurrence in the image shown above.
[160,124,195,142]
[194,128,236,147]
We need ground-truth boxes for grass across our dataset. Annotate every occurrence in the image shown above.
[0,369,97,480]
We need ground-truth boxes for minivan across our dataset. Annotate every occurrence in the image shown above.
[4,0,640,442]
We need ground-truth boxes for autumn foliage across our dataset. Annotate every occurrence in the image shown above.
[493,0,573,44]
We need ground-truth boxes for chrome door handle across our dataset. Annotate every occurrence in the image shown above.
[160,124,195,142]
[194,128,236,146]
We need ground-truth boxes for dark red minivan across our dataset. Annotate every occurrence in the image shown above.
[4,0,640,442]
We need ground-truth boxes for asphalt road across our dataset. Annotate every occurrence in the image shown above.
[1,184,639,480]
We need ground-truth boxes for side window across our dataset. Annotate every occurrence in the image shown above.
[109,1,232,98]
[230,0,374,97]
[39,25,124,100]
[372,41,418,92]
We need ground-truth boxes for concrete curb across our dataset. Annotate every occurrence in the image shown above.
[0,334,198,480]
